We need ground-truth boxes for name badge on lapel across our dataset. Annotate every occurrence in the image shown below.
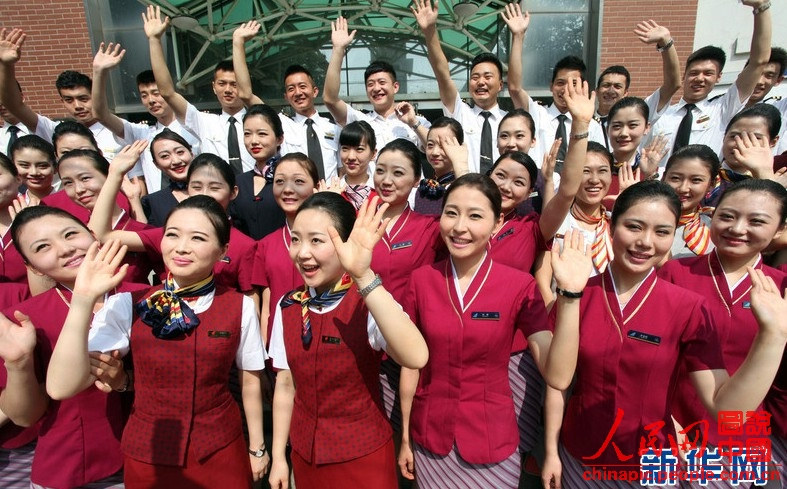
[391,241,413,250]
[221,256,231,263]
[496,228,514,241]
[322,336,341,344]
[742,301,751,309]
[208,330,231,338]
[696,115,711,125]
[471,311,500,320]
[627,330,661,345]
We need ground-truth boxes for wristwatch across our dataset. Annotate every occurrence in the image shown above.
[249,446,268,458]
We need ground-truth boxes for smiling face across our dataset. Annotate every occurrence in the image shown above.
[440,185,502,264]
[187,166,238,211]
[14,147,54,194]
[683,59,722,104]
[340,137,375,181]
[289,208,344,293]
[751,62,784,104]
[374,149,418,206]
[212,69,243,113]
[469,61,503,110]
[284,72,318,117]
[152,138,193,182]
[611,199,676,277]
[550,69,583,113]
[273,159,317,217]
[489,157,532,213]
[243,114,282,163]
[365,71,399,113]
[711,190,784,263]
[161,208,228,287]
[576,152,612,207]
[58,86,95,125]
[597,73,629,115]
[17,214,96,288]
[0,163,21,207]
[608,106,649,158]
[58,156,106,210]
[663,157,713,213]
[497,115,536,155]
[138,82,174,121]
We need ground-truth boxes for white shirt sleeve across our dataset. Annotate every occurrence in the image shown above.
[88,292,134,356]
[366,312,387,352]
[717,83,747,127]
[344,105,365,126]
[34,115,58,142]
[236,295,267,370]
[268,298,289,370]
[644,88,667,124]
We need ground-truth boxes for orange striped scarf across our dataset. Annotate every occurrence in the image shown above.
[678,208,711,256]
[570,203,613,272]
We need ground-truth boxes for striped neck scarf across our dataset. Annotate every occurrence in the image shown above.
[679,208,711,256]
[719,168,750,183]
[571,202,613,273]
[344,184,372,210]
[418,172,455,200]
[135,273,216,339]
[253,154,279,183]
[281,273,354,346]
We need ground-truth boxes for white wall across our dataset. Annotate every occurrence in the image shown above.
[695,0,787,99]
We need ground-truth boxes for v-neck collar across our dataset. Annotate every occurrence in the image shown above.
[708,250,761,315]
[446,253,493,313]
[381,206,412,250]
[601,266,657,340]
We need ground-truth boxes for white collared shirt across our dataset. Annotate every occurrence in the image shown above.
[184,104,255,172]
[0,121,29,156]
[345,105,430,173]
[528,98,605,168]
[280,111,341,179]
[35,115,144,178]
[766,97,787,155]
[119,118,202,193]
[650,83,748,166]
[443,93,506,174]
[88,291,267,371]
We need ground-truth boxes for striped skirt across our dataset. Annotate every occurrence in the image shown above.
[413,442,520,489]
[379,357,402,432]
[509,349,545,454]
[31,472,125,489]
[559,443,644,488]
[0,441,34,489]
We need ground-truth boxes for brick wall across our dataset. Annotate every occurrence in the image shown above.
[0,0,94,119]
[600,0,698,104]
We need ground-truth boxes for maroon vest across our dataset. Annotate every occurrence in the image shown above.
[122,286,243,466]
[282,287,391,464]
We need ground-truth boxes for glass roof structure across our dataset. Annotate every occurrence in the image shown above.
[85,0,597,115]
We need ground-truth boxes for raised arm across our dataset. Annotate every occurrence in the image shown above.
[0,311,48,426]
[91,42,128,138]
[502,3,531,111]
[323,17,356,126]
[544,230,593,390]
[87,141,148,251]
[539,79,594,241]
[232,21,264,106]
[634,20,681,112]
[0,29,39,132]
[46,240,129,400]
[329,197,429,369]
[691,268,787,416]
[735,0,772,101]
[143,5,189,122]
[394,101,428,147]
[412,0,458,110]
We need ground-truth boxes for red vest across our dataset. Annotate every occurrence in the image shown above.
[282,287,390,464]
[122,286,243,466]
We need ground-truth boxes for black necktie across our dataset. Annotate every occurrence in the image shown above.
[227,116,243,174]
[673,103,696,154]
[480,111,493,175]
[305,118,325,180]
[555,114,568,175]
[6,125,20,156]
[599,115,609,151]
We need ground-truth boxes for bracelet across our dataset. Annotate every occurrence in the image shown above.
[115,371,131,393]
[753,2,770,14]
[571,132,589,141]
[556,287,583,299]
[656,38,674,53]
[358,274,383,297]
[411,119,422,130]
